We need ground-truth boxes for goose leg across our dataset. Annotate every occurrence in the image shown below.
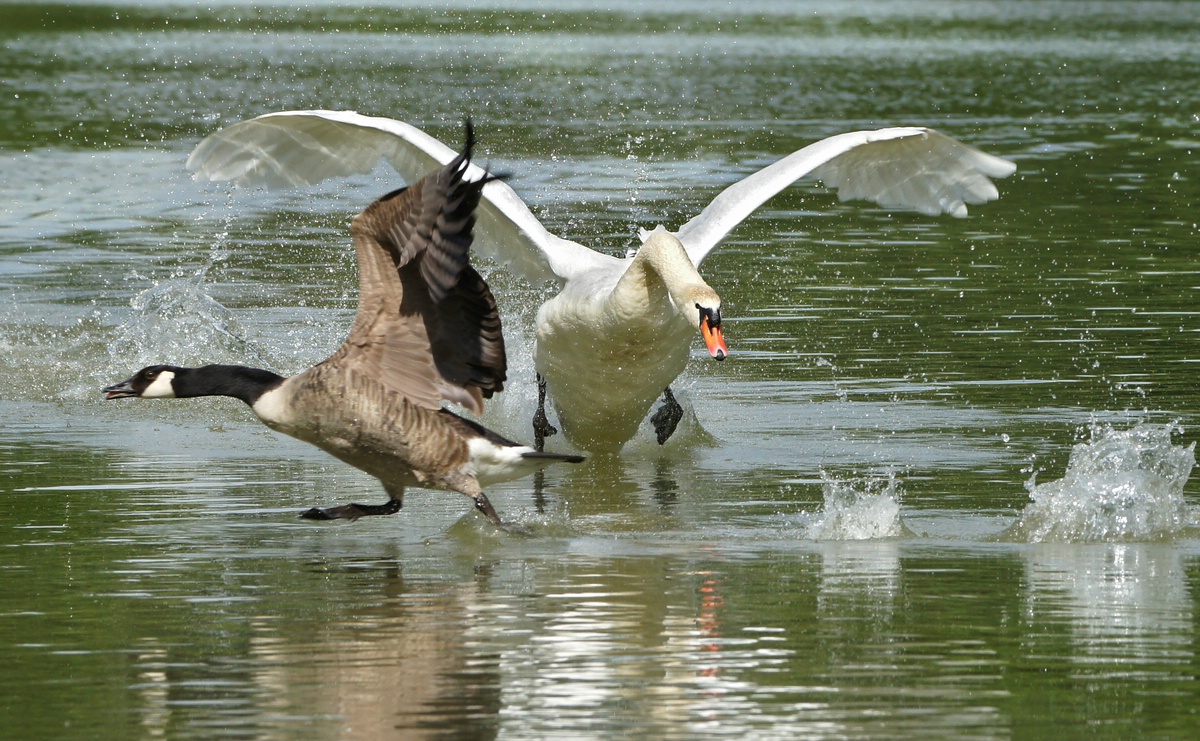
[472,492,504,526]
[300,497,402,521]
[533,373,558,451]
[650,387,684,444]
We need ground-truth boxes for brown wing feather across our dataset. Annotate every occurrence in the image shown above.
[427,264,506,398]
[320,122,506,414]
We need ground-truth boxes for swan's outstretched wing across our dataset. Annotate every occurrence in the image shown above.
[673,127,1016,267]
[186,110,608,285]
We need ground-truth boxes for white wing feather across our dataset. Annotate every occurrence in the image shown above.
[673,127,1016,267]
[188,113,1013,280]
[186,110,609,285]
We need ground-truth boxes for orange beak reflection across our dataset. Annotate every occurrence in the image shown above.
[701,316,728,360]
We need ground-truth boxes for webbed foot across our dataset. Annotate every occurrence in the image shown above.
[650,387,684,445]
[472,493,504,526]
[300,497,402,521]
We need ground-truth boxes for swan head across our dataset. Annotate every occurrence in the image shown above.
[686,288,727,361]
[634,227,728,360]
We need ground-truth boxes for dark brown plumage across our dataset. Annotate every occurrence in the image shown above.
[332,121,506,415]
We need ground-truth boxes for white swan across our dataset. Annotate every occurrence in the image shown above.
[187,111,1016,453]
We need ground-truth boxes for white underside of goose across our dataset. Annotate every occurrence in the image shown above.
[188,111,1016,452]
[466,437,550,486]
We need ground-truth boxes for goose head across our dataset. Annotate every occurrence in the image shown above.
[104,365,182,399]
[103,364,284,404]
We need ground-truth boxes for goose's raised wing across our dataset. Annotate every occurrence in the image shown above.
[674,127,1016,267]
[330,123,505,415]
[187,110,606,286]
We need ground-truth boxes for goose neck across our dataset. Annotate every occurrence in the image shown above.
[174,364,286,405]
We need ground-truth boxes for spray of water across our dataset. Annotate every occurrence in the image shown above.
[1004,423,1195,543]
[808,471,904,540]
[105,235,276,373]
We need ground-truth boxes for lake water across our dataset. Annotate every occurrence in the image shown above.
[2,1,1200,738]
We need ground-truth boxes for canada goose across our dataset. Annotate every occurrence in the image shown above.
[187,111,1016,452]
[105,123,584,524]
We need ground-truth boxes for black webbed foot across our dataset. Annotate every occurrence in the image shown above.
[650,387,684,445]
[533,409,557,451]
[471,493,534,535]
[300,497,402,521]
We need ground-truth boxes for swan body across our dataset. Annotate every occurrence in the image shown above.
[107,126,583,524]
[533,227,724,448]
[188,111,1016,452]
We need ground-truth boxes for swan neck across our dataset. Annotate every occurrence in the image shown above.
[631,231,709,304]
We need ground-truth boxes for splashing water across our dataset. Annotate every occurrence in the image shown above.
[808,471,904,540]
[1006,423,1195,543]
[106,244,276,373]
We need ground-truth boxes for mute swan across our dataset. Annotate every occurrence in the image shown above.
[106,123,583,524]
[186,111,1016,453]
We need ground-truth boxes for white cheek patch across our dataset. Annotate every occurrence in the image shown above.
[142,371,177,398]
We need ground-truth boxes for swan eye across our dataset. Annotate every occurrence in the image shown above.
[697,305,721,328]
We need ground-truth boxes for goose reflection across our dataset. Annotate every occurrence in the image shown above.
[246,562,502,740]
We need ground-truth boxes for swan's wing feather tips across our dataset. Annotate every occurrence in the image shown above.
[186,110,452,184]
[812,129,1014,220]
[676,127,1015,266]
[187,109,598,287]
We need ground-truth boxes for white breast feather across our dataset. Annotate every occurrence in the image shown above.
[251,384,291,427]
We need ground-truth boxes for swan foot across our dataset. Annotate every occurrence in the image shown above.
[651,387,684,445]
[300,497,402,521]
[533,373,558,451]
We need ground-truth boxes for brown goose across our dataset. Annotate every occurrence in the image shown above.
[103,122,583,525]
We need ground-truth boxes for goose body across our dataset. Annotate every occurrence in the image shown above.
[187,111,1016,452]
[106,126,583,524]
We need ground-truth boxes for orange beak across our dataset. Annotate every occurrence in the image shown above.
[701,316,728,360]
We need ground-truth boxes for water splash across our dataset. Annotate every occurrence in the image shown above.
[1005,423,1195,543]
[106,255,274,372]
[808,471,904,540]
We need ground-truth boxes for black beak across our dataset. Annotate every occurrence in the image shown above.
[102,379,137,399]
